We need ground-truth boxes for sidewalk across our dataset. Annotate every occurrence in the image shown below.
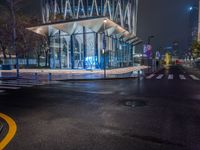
[0,66,148,81]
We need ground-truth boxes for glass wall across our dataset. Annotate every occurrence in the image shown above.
[49,26,133,70]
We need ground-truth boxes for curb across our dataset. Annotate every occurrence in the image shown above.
[59,76,138,82]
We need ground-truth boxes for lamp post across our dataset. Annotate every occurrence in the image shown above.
[103,19,107,78]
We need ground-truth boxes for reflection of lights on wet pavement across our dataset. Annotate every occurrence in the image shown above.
[192,95,200,100]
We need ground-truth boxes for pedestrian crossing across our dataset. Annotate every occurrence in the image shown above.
[189,75,200,81]
[168,74,173,80]
[146,74,155,79]
[179,75,186,80]
[146,74,200,81]
[0,80,50,94]
[156,74,164,80]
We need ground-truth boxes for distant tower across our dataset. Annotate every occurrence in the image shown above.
[188,3,198,47]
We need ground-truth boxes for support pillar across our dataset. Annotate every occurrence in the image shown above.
[58,30,62,69]
[83,27,87,69]
[71,35,74,69]
[95,33,99,68]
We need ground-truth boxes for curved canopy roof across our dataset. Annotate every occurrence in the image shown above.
[27,17,142,45]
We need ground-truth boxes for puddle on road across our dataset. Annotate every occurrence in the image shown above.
[123,99,147,108]
[123,133,185,147]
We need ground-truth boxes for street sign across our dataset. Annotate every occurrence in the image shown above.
[143,44,152,58]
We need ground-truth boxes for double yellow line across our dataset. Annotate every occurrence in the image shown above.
[0,113,17,150]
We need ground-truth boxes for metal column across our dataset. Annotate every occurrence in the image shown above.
[71,34,74,69]
[95,33,99,69]
[58,30,62,69]
[83,27,87,69]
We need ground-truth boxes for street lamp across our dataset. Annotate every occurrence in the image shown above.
[189,6,198,12]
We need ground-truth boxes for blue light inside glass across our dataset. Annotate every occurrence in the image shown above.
[189,7,193,11]
[85,56,97,69]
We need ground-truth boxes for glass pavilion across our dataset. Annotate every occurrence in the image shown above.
[28,0,141,70]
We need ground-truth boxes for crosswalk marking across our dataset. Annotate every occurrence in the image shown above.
[168,74,173,80]
[1,81,45,86]
[190,75,200,80]
[0,80,52,94]
[146,74,155,79]
[179,75,186,80]
[146,74,200,81]
[0,84,33,88]
[0,86,21,90]
[156,74,164,79]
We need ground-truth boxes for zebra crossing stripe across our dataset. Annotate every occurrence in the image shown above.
[146,74,155,79]
[2,82,44,86]
[0,86,21,90]
[179,75,186,80]
[156,74,164,79]
[190,75,200,80]
[0,84,33,88]
[168,74,173,80]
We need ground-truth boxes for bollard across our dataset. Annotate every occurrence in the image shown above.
[34,73,38,80]
[48,73,52,81]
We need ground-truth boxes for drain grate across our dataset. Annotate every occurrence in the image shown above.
[124,100,146,108]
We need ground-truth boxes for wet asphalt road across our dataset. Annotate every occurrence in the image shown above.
[0,65,200,150]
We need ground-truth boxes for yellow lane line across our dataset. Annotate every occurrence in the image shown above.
[0,113,17,150]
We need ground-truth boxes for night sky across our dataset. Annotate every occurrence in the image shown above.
[1,0,198,56]
[137,0,198,55]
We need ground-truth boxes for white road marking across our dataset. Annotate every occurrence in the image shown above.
[2,81,44,86]
[0,90,5,93]
[168,74,173,80]
[146,74,155,79]
[179,75,186,80]
[0,86,21,90]
[156,74,164,79]
[83,91,113,94]
[0,84,33,88]
[190,75,200,80]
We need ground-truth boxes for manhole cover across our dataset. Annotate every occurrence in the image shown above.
[124,100,146,108]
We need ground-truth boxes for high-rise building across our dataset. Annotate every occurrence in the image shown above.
[27,0,141,70]
[189,4,199,46]
[198,0,200,41]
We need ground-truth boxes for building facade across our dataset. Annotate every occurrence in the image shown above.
[189,4,199,46]
[198,0,200,41]
[28,0,140,70]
